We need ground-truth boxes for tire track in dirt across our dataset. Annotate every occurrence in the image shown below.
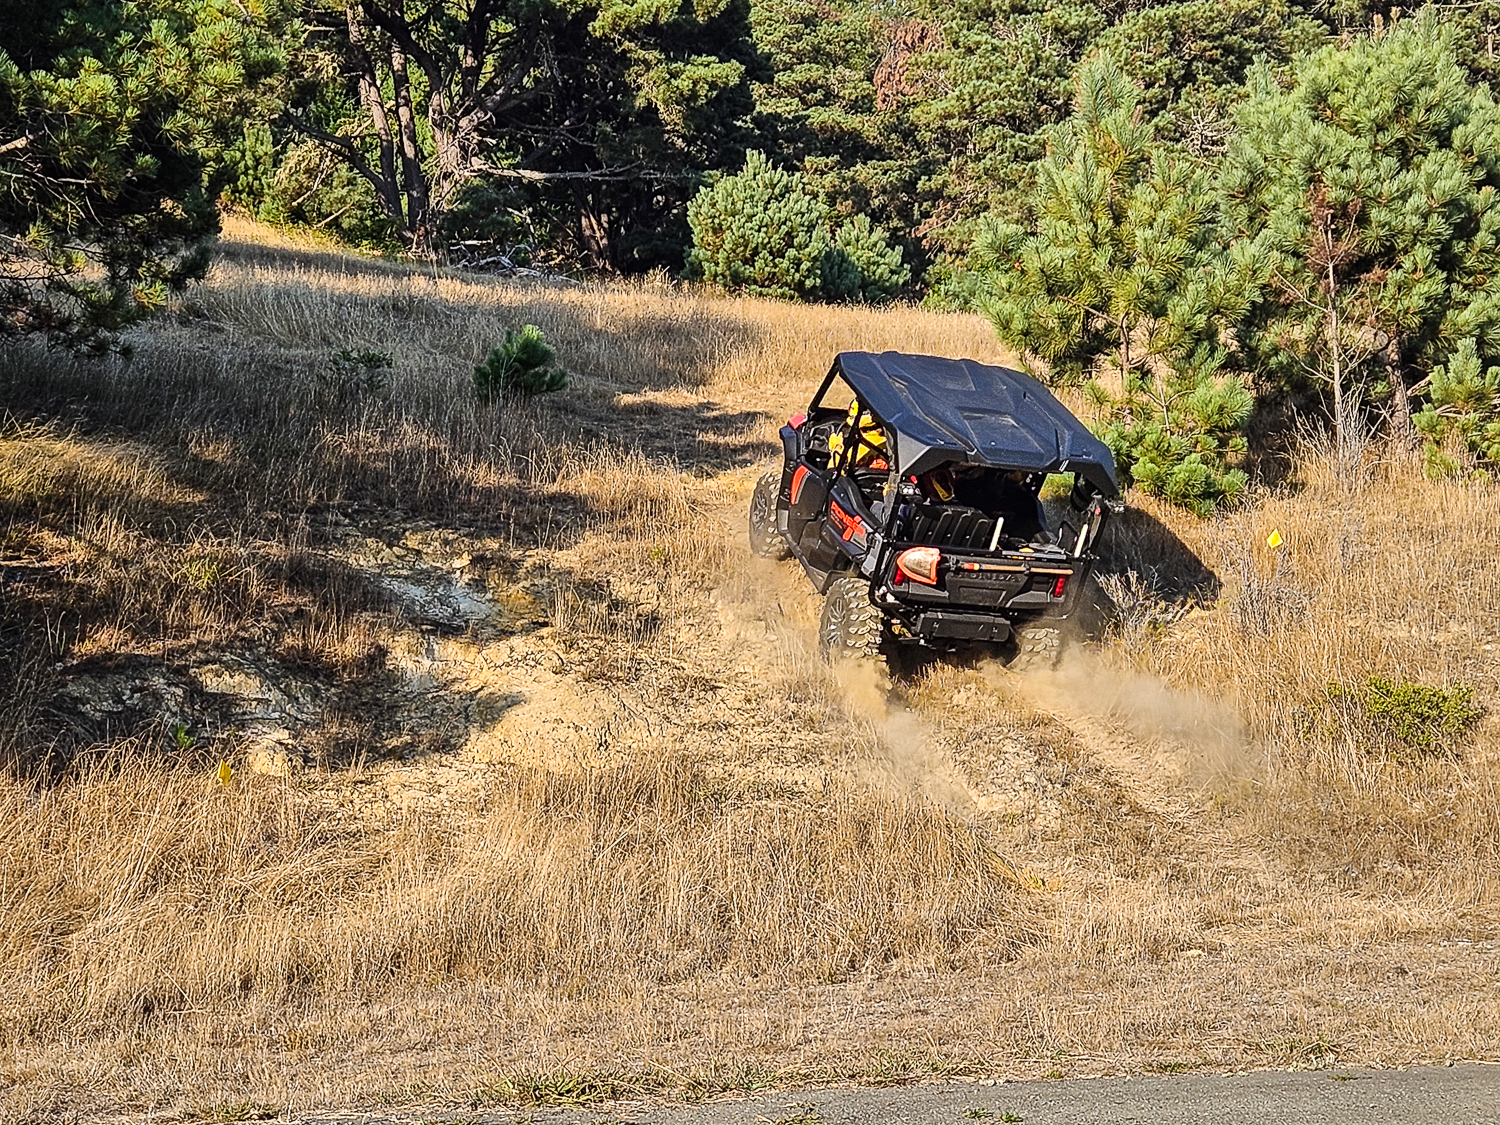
[1005,653,1258,824]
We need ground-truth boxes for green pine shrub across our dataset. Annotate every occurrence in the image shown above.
[823,216,910,303]
[974,57,1257,516]
[218,121,277,213]
[474,326,568,403]
[1087,371,1253,517]
[317,348,392,407]
[686,151,905,303]
[1413,339,1500,478]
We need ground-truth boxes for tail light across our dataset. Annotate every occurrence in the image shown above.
[896,546,941,586]
[1051,575,1068,598]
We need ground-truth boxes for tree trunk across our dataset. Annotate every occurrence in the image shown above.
[576,190,614,270]
[391,43,430,252]
[1321,215,1349,466]
[346,6,402,226]
[1385,337,1416,454]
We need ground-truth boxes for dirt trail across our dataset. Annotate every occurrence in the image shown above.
[1007,653,1256,825]
[321,471,1270,899]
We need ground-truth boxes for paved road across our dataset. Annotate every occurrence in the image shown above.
[300,1065,1500,1125]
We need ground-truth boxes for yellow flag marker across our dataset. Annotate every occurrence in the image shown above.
[216,760,233,786]
[1267,529,1284,549]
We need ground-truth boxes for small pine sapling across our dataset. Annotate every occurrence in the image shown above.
[474,325,568,402]
[1412,339,1500,478]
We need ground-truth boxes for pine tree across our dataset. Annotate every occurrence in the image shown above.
[750,4,904,240]
[473,326,568,403]
[823,216,910,303]
[975,56,1257,513]
[904,2,1080,245]
[0,0,286,348]
[1094,0,1323,151]
[687,151,832,300]
[1412,339,1500,476]
[1221,13,1500,463]
[686,151,906,302]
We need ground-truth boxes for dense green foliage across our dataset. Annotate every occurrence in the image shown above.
[265,0,753,263]
[0,0,285,348]
[686,151,906,302]
[1414,339,1500,476]
[974,58,1256,514]
[1222,14,1500,461]
[965,15,1500,512]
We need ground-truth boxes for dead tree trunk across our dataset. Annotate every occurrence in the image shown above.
[1385,337,1416,453]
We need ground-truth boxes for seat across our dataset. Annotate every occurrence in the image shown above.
[904,503,996,550]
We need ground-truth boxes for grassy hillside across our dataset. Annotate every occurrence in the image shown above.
[1,218,1497,1123]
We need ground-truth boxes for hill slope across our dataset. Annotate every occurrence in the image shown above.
[1,220,1497,1122]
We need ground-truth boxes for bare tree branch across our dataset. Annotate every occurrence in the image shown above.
[471,163,648,183]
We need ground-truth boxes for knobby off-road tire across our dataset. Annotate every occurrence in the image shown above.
[748,471,791,559]
[819,575,886,666]
[1009,623,1063,673]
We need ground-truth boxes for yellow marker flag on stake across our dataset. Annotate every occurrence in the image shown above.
[1267,529,1284,549]
[216,760,233,787]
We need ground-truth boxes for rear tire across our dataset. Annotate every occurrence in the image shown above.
[1009,623,1063,673]
[749,471,790,559]
[819,576,886,665]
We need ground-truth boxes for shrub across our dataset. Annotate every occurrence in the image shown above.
[1326,676,1483,756]
[1087,372,1253,518]
[318,348,392,407]
[686,151,831,301]
[1413,338,1500,478]
[474,326,568,403]
[686,151,905,304]
[823,215,910,303]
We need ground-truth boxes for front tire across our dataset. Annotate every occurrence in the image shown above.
[819,576,886,665]
[749,471,790,559]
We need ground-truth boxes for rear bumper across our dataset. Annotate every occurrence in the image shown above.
[912,611,1012,644]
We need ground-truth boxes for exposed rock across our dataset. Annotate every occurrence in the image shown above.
[192,656,317,724]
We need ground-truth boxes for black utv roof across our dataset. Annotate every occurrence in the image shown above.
[830,351,1120,497]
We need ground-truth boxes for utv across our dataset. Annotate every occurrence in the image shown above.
[749,351,1122,670]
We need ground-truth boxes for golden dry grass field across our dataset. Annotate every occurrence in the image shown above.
[1,217,1497,1123]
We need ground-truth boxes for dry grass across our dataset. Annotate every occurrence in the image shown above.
[0,754,1032,1032]
[1107,455,1500,895]
[1,217,1497,1122]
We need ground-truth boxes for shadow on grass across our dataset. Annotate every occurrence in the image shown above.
[0,244,777,776]
[1096,506,1221,600]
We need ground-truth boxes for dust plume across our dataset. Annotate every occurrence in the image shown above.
[715,539,982,810]
[832,659,982,811]
[998,646,1261,789]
